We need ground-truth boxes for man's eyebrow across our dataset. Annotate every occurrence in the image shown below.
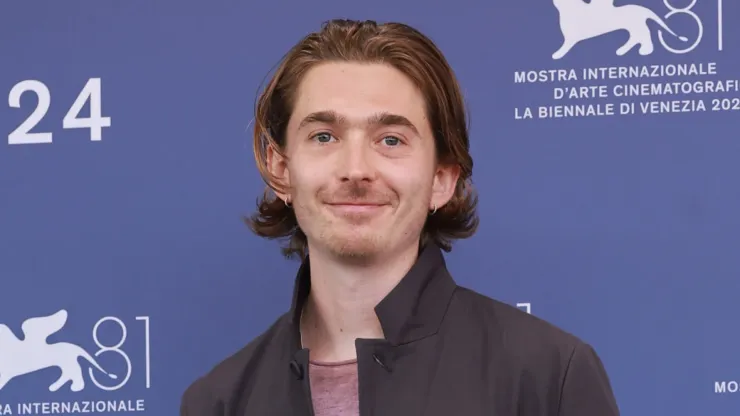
[298,110,346,129]
[298,110,420,135]
[367,112,419,135]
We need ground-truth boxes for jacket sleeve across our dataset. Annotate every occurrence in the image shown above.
[180,377,224,416]
[557,342,620,416]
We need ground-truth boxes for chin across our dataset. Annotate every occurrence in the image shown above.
[320,229,386,259]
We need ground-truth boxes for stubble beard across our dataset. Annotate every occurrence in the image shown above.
[318,215,386,261]
[314,202,430,264]
[294,180,430,262]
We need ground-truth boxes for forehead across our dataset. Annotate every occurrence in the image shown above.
[288,62,429,132]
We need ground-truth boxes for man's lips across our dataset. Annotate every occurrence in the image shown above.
[326,202,386,206]
[325,202,388,213]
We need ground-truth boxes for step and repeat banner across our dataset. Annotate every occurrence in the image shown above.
[1,0,738,415]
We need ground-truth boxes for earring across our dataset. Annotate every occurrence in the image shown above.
[285,196,292,208]
[429,204,437,215]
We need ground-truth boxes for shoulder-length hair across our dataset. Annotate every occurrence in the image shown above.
[245,19,479,259]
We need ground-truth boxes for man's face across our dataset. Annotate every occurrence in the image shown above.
[269,62,458,260]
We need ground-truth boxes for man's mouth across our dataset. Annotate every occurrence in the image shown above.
[325,202,388,214]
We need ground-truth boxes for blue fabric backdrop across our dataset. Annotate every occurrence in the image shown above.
[1,0,738,414]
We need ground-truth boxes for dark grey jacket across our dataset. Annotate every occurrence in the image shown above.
[180,244,620,415]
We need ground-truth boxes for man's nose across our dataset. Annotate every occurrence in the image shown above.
[337,136,376,182]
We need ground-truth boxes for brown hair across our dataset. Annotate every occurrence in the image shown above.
[245,19,478,259]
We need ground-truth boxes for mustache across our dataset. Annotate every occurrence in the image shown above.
[321,182,393,205]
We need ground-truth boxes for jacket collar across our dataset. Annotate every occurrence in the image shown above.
[287,243,457,347]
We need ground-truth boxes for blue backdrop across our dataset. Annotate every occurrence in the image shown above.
[1,0,738,415]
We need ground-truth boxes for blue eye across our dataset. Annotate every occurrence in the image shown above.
[313,132,335,143]
[382,136,401,146]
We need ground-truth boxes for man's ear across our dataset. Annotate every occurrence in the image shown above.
[266,144,291,202]
[430,164,460,211]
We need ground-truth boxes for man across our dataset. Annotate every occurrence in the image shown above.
[180,19,620,415]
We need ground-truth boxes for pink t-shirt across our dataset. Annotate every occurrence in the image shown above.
[308,359,360,416]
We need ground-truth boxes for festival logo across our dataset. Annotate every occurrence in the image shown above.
[512,0,737,120]
[551,0,689,60]
[0,310,151,415]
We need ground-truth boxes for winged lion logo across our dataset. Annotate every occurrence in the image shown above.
[552,0,689,59]
[0,309,117,392]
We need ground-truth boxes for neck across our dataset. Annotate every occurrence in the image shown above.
[300,241,420,362]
